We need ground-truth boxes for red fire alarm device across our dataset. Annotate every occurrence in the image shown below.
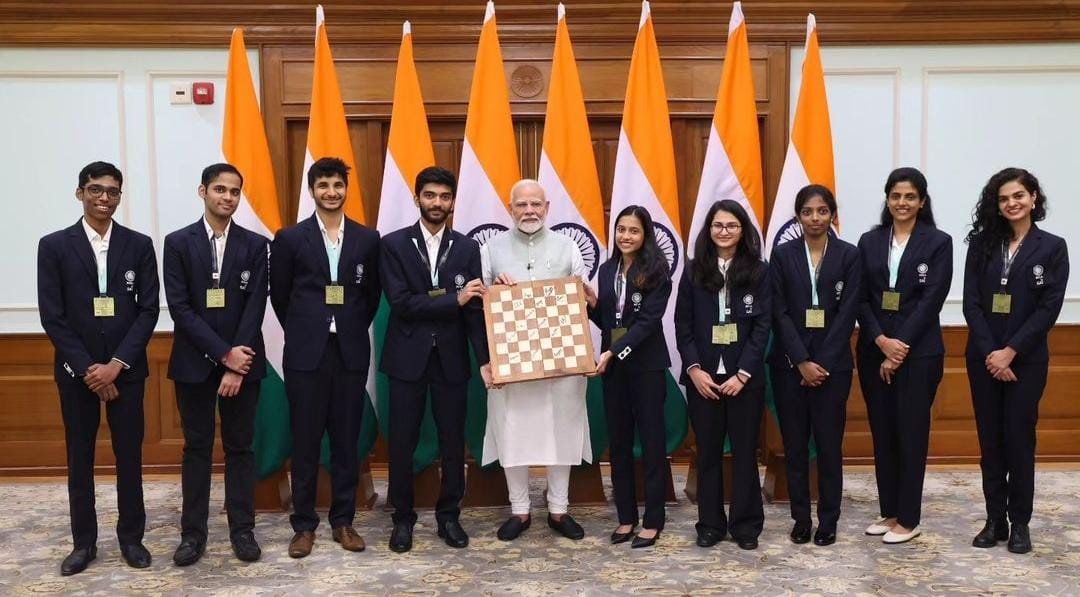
[192,82,215,105]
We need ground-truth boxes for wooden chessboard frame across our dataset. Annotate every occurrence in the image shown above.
[483,276,596,385]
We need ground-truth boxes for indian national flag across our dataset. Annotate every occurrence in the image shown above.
[222,28,289,478]
[452,0,517,241]
[688,1,765,254]
[538,3,608,460]
[454,1,518,464]
[764,13,835,257]
[609,0,687,452]
[298,5,379,457]
[374,21,440,473]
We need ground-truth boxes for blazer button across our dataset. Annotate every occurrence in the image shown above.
[326,316,333,323]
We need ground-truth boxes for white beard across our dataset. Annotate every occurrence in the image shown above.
[517,219,543,235]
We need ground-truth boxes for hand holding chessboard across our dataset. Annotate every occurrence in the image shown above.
[483,276,597,384]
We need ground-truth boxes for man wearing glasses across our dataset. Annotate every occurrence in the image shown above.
[37,161,159,575]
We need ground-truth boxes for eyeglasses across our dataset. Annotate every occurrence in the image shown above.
[711,222,742,233]
[82,184,122,200]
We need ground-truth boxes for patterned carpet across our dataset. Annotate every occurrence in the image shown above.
[1,469,1077,595]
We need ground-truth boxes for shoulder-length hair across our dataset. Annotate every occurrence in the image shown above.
[609,205,669,290]
[690,200,764,293]
[877,167,937,229]
[965,167,1047,260]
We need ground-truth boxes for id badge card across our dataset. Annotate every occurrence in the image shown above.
[882,290,901,311]
[711,323,737,345]
[325,285,345,305]
[93,296,115,317]
[206,288,226,309]
[611,327,628,343]
[805,308,825,329]
[992,293,1012,314]
[428,288,447,298]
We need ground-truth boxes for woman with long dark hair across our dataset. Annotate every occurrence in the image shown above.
[585,205,672,549]
[856,167,952,544]
[769,185,861,547]
[674,200,770,550]
[963,168,1069,554]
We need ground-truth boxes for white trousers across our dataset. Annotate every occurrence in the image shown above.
[504,465,571,516]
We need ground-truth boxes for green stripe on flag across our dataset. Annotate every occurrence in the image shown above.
[253,366,291,479]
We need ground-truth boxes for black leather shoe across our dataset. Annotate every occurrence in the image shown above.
[790,521,812,544]
[172,538,205,567]
[1007,523,1032,554]
[735,536,759,550]
[813,529,837,546]
[972,519,1009,548]
[497,516,531,541]
[696,526,725,548]
[231,532,261,562]
[389,522,414,553]
[60,546,97,576]
[120,543,152,569]
[631,530,660,549]
[610,525,636,545]
[547,514,585,540]
[438,520,469,548]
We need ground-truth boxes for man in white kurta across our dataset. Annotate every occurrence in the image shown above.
[479,179,591,541]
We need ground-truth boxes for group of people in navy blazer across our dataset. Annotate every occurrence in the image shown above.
[38,156,1068,575]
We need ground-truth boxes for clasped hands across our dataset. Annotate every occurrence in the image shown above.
[876,335,909,385]
[985,346,1017,382]
[218,345,257,398]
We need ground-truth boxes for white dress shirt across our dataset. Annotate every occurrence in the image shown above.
[81,217,129,369]
[318,214,344,333]
[203,217,231,282]
[420,221,445,284]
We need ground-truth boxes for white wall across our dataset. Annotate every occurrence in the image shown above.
[790,43,1080,324]
[0,48,260,333]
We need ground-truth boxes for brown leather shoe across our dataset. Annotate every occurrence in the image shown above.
[288,531,315,558]
[332,526,366,552]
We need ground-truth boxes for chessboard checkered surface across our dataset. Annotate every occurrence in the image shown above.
[483,276,596,384]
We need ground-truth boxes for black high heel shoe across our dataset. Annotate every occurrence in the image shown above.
[631,529,660,549]
[611,525,636,545]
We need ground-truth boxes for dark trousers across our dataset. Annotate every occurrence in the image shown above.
[857,353,943,529]
[603,366,667,530]
[686,374,764,540]
[285,335,366,532]
[388,348,467,526]
[967,358,1047,525]
[773,366,852,531]
[58,380,145,549]
[174,374,259,542]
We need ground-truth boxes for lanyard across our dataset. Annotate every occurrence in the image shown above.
[887,227,906,290]
[717,260,731,323]
[999,237,1025,290]
[414,237,453,288]
[614,259,627,325]
[210,234,222,288]
[803,236,828,307]
[324,231,341,283]
[95,244,108,295]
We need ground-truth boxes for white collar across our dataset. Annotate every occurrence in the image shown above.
[203,217,231,240]
[419,221,445,245]
[316,213,345,236]
[717,256,731,270]
[81,217,113,244]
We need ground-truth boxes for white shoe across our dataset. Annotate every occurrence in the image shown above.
[882,528,921,544]
[865,522,892,536]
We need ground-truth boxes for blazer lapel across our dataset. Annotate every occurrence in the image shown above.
[106,223,131,292]
[895,223,925,288]
[219,227,239,286]
[303,215,332,281]
[1007,225,1041,281]
[339,218,361,283]
[66,222,99,286]
[189,220,213,283]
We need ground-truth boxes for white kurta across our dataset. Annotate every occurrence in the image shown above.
[480,226,592,467]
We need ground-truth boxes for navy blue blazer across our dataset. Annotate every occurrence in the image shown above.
[378,223,489,382]
[269,214,381,372]
[588,258,672,371]
[856,222,953,359]
[37,219,160,385]
[769,237,862,373]
[164,219,269,384]
[963,226,1069,364]
[674,260,771,387]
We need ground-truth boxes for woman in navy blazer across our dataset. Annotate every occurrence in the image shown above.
[585,205,671,549]
[856,167,952,545]
[769,185,861,547]
[674,200,770,550]
[963,168,1069,554]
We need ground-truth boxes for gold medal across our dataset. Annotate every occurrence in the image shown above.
[611,327,628,343]
[206,288,225,309]
[992,293,1012,314]
[325,285,345,305]
[711,323,738,345]
[428,288,447,297]
[93,296,115,317]
[805,308,825,329]
[882,291,901,311]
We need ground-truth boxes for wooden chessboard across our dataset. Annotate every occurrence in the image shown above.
[483,276,596,384]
